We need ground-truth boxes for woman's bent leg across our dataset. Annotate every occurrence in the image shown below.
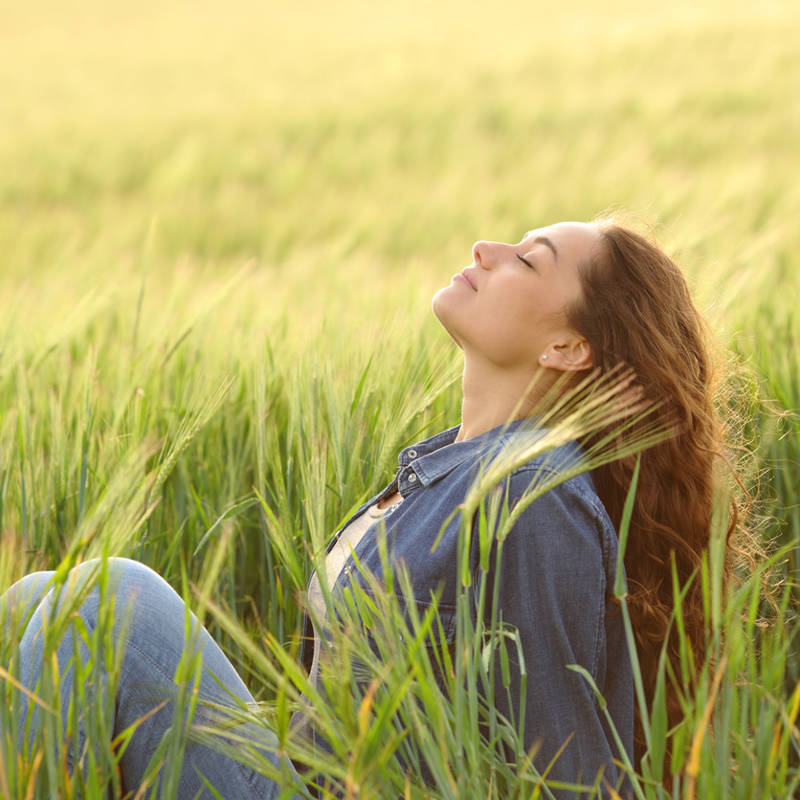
[1,570,56,639]
[13,557,302,799]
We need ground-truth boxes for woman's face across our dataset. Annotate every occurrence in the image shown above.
[432,221,601,370]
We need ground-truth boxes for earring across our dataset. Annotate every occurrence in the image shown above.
[541,354,548,361]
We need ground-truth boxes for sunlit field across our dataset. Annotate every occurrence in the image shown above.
[2,0,799,796]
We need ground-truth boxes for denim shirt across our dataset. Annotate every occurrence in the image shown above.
[302,418,633,794]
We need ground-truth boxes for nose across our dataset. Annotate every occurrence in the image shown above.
[473,240,490,269]
[473,240,506,269]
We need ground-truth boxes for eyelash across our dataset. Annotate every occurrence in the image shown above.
[516,253,535,269]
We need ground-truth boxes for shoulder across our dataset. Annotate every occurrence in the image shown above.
[486,430,609,520]
[510,459,607,522]
[494,442,620,582]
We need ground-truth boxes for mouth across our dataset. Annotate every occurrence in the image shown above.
[460,268,477,291]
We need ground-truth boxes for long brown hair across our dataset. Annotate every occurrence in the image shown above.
[565,221,735,769]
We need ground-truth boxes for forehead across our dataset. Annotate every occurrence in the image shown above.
[522,221,601,267]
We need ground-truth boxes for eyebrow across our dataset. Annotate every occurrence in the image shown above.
[524,234,559,263]
[522,231,558,261]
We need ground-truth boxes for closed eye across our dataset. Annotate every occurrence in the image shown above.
[516,253,535,269]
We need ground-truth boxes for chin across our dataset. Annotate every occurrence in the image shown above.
[431,291,464,349]
[431,287,454,327]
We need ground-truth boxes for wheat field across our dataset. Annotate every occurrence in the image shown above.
[1,0,799,796]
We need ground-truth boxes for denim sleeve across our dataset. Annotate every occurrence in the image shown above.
[481,470,622,794]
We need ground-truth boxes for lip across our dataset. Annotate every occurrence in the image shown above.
[458,268,477,291]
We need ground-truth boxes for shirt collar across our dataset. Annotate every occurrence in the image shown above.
[398,418,540,488]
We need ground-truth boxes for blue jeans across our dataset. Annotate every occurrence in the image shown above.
[3,557,303,799]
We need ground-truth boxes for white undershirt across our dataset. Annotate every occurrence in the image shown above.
[292,496,402,739]
[306,501,388,623]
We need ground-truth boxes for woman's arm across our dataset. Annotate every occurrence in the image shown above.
[479,469,632,794]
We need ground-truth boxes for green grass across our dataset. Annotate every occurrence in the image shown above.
[1,0,799,796]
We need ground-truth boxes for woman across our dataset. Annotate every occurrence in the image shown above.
[3,219,730,798]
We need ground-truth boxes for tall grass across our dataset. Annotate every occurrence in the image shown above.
[3,422,796,797]
[1,0,799,795]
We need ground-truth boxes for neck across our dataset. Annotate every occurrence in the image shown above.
[454,355,557,442]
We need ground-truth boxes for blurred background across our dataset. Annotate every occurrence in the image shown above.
[2,4,799,794]
[2,0,798,636]
[3,0,798,281]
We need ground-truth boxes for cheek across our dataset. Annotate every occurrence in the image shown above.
[507,281,572,339]
[479,293,565,363]
[493,287,552,335]
[451,298,544,366]
[480,316,543,364]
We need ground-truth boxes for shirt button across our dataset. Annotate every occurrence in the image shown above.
[408,472,417,483]
[407,449,417,459]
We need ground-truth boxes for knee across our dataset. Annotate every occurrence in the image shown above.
[69,556,157,581]
[68,557,173,603]
[3,571,56,605]
[1,571,56,630]
[50,558,181,641]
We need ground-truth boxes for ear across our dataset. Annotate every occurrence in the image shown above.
[539,336,593,372]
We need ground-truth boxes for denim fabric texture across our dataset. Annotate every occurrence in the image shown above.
[5,418,632,799]
[7,558,301,799]
[303,418,633,795]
